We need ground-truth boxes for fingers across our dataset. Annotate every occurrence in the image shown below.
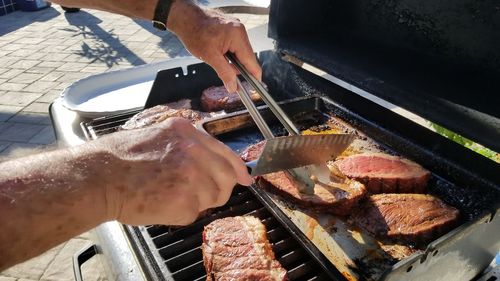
[231,28,262,81]
[207,55,239,93]
[192,128,253,186]
[188,147,236,210]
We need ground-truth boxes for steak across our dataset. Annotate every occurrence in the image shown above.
[349,194,460,244]
[201,81,262,112]
[121,99,211,130]
[333,153,431,193]
[257,172,366,216]
[202,216,287,281]
[241,141,367,215]
[240,140,266,162]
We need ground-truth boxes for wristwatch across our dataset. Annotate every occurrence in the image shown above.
[152,0,174,31]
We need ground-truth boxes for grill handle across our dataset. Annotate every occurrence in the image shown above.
[72,243,97,281]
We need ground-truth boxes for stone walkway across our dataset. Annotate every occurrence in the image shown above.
[0,5,267,280]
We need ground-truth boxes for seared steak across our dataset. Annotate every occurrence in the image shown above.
[241,141,367,215]
[201,81,262,112]
[121,100,211,130]
[202,216,287,281]
[350,194,460,244]
[257,172,366,216]
[333,153,430,193]
[240,140,266,162]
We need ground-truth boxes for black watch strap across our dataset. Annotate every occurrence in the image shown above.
[152,0,174,31]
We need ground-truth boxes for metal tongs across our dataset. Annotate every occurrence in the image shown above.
[225,53,332,194]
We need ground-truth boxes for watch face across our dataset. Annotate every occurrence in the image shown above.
[152,20,167,31]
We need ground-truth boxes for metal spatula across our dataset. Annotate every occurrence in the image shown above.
[225,52,353,194]
[245,134,355,176]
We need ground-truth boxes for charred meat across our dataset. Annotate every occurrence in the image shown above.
[121,100,211,130]
[257,172,366,216]
[202,216,287,281]
[333,153,430,193]
[201,81,262,112]
[240,140,266,162]
[241,141,367,215]
[350,193,460,244]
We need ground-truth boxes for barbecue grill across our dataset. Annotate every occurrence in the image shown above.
[50,1,499,280]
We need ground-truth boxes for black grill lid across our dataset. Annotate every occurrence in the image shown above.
[268,0,500,152]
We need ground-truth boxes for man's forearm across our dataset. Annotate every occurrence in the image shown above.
[0,144,113,270]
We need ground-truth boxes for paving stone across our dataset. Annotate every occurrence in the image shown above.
[57,72,87,83]
[0,276,16,281]
[8,73,43,84]
[41,239,107,281]
[36,90,62,103]
[22,102,51,114]
[0,43,25,51]
[0,91,43,106]
[1,243,65,280]
[22,81,59,93]
[56,62,88,72]
[29,126,56,145]
[6,48,38,58]
[9,60,41,70]
[0,69,25,80]
[40,71,66,82]
[0,105,23,121]
[24,67,56,75]
[41,53,70,62]
[15,37,46,45]
[0,83,27,92]
[81,65,109,73]
[26,52,48,61]
[9,112,52,125]
[53,82,71,91]
[0,122,45,142]
[38,61,65,68]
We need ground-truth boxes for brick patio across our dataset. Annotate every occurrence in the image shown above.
[0,5,267,280]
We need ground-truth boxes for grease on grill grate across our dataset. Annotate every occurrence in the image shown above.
[146,187,331,281]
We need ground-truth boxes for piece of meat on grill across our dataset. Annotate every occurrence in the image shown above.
[201,81,262,112]
[121,100,211,130]
[333,153,431,193]
[257,172,366,216]
[240,141,367,215]
[349,193,460,244]
[202,216,287,281]
[240,140,266,162]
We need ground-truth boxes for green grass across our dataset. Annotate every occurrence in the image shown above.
[429,122,499,163]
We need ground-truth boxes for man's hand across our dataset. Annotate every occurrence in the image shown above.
[167,0,262,93]
[0,118,251,270]
[101,118,252,226]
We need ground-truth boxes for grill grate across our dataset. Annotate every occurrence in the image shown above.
[147,187,331,281]
[82,115,333,281]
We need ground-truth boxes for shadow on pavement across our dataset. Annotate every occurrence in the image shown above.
[132,19,191,58]
[0,7,60,36]
[63,11,146,67]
